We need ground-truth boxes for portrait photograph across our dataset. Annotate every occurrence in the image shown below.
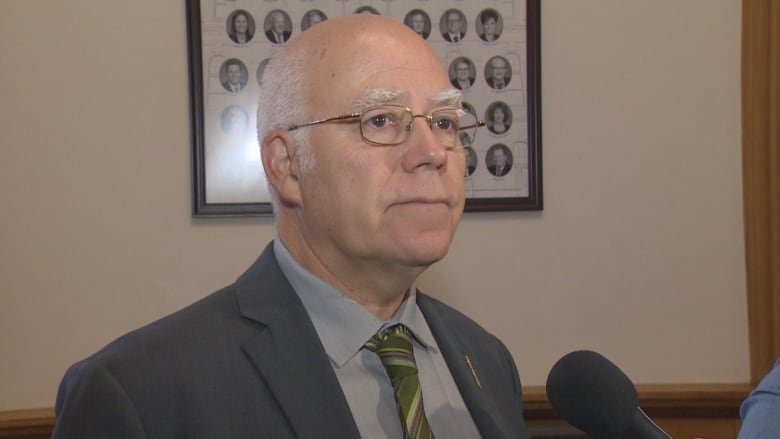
[485,101,513,135]
[264,9,292,44]
[219,58,248,94]
[226,9,255,44]
[477,9,504,43]
[255,58,270,86]
[439,9,467,43]
[354,5,381,15]
[220,105,249,137]
[404,9,431,40]
[301,9,328,31]
[461,101,477,118]
[449,56,476,91]
[465,146,478,177]
[486,144,514,177]
[484,56,512,90]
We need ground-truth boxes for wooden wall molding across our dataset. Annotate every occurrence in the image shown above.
[742,0,780,383]
[0,385,751,438]
[522,384,750,420]
[0,408,55,439]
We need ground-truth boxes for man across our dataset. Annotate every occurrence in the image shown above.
[442,10,465,43]
[265,10,291,44]
[406,10,429,39]
[488,144,513,176]
[221,59,246,93]
[451,57,475,90]
[53,15,529,438]
[486,57,511,90]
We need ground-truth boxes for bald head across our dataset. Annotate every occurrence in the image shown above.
[278,15,448,111]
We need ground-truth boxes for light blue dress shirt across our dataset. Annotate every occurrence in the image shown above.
[274,239,482,439]
[738,358,780,439]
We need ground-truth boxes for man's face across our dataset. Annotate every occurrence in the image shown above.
[493,148,507,167]
[296,22,466,279]
[226,64,241,85]
[455,62,470,81]
[411,14,425,33]
[492,59,507,80]
[447,13,461,33]
[272,13,286,33]
[234,14,248,33]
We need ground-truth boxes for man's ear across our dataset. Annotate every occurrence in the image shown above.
[260,129,302,206]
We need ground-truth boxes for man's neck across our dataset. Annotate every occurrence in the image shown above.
[276,224,424,320]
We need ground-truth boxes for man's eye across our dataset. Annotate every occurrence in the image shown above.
[366,114,395,129]
[433,117,457,132]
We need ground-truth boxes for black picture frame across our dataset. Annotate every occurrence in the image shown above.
[186,0,541,217]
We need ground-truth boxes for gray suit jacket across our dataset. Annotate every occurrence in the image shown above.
[53,243,529,438]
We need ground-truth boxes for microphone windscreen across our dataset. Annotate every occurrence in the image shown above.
[545,350,639,438]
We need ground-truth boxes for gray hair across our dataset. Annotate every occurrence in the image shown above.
[256,49,315,209]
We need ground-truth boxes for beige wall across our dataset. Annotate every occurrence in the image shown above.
[0,0,746,410]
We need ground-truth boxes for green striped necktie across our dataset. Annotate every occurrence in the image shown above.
[366,324,434,439]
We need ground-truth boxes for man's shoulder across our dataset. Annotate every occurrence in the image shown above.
[78,243,281,369]
[85,285,240,368]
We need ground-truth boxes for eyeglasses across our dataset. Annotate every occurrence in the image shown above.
[287,104,484,149]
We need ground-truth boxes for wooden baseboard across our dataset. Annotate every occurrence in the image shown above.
[523,383,752,419]
[0,408,55,439]
[0,384,751,438]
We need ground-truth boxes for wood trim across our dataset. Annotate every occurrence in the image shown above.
[0,385,750,437]
[0,408,55,439]
[522,384,750,420]
[742,0,780,384]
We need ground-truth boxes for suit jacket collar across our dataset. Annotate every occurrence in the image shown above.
[235,243,361,438]
[418,294,515,438]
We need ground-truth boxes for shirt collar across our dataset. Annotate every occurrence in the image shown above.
[273,238,438,367]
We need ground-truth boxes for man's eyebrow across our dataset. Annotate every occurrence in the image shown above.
[350,88,463,110]
[351,89,408,110]
[430,88,463,108]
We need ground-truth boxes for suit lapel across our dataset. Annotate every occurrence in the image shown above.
[235,244,361,439]
[418,294,513,438]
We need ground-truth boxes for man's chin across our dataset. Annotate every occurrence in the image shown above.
[395,239,453,269]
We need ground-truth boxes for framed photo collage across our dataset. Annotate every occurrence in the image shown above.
[187,0,541,216]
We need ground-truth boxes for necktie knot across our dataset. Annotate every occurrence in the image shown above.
[366,325,418,379]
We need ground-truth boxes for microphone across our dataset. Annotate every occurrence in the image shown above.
[545,350,672,439]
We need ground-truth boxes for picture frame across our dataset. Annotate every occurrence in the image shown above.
[186,0,541,216]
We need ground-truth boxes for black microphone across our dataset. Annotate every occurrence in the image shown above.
[545,350,672,439]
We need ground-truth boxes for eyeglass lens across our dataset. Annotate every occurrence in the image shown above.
[359,106,478,148]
